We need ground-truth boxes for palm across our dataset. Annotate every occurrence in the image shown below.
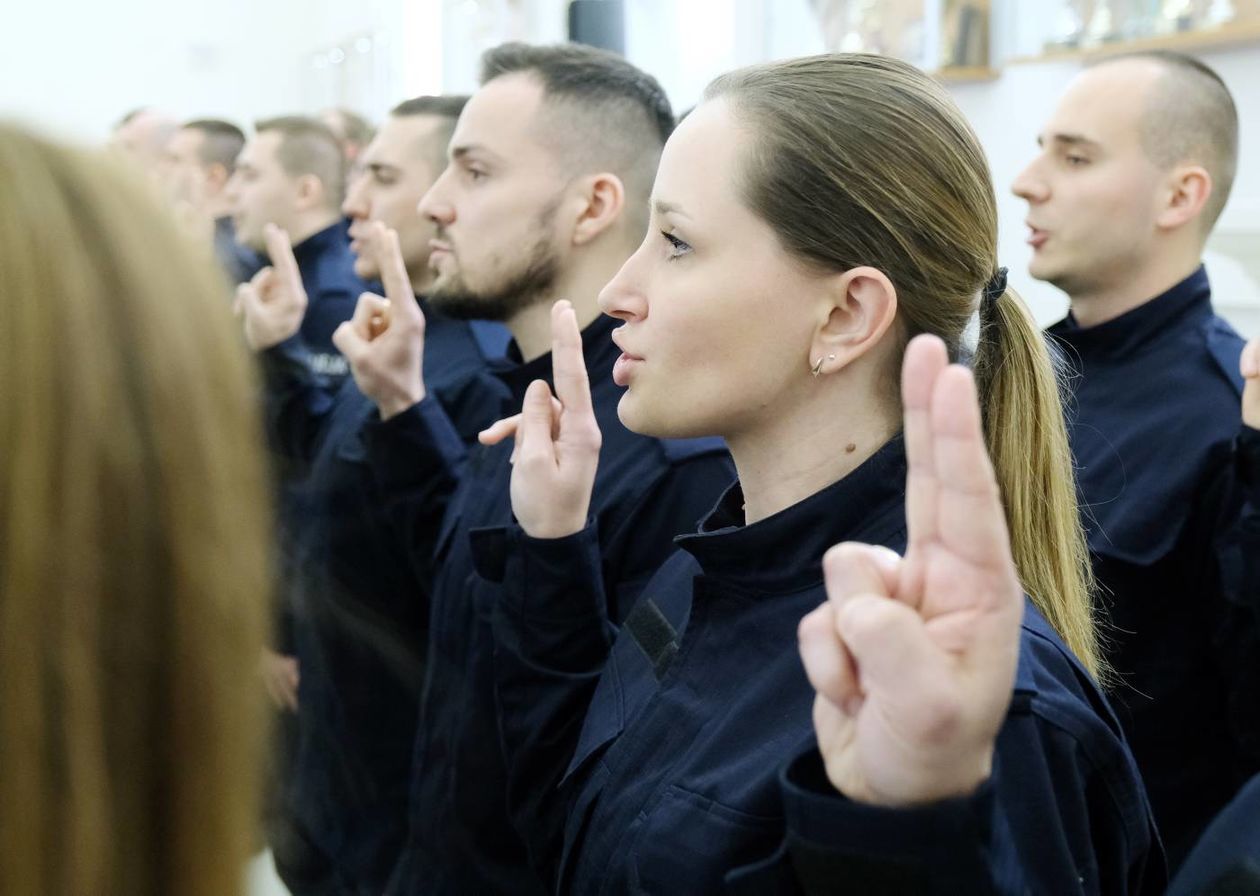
[801,335,1022,807]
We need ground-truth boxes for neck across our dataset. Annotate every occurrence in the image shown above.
[726,377,900,525]
[204,194,234,220]
[505,251,627,363]
[287,210,341,247]
[1069,249,1201,328]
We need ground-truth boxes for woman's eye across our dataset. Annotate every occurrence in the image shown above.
[662,231,692,260]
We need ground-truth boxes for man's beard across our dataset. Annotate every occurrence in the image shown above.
[426,204,561,322]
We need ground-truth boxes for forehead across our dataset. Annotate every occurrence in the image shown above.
[365,115,444,165]
[1045,60,1162,147]
[653,99,749,215]
[450,73,547,159]
[240,131,282,165]
[168,128,204,155]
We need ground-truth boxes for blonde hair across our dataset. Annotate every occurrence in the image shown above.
[708,55,1103,679]
[0,123,271,894]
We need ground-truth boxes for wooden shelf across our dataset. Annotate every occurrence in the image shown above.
[1008,16,1260,65]
[933,65,1001,84]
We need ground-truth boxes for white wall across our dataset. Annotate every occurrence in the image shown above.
[0,0,442,144]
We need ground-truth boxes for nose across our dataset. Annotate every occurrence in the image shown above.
[342,171,368,219]
[417,170,453,225]
[598,243,650,323]
[1011,158,1050,204]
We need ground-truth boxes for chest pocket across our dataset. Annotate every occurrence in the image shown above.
[628,784,782,895]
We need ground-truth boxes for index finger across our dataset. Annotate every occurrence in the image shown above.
[550,300,593,415]
[372,222,415,308]
[931,364,1015,577]
[262,224,301,290]
[902,335,948,556]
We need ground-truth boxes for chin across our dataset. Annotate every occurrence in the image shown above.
[616,390,716,441]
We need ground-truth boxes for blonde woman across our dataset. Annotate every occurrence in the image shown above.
[0,122,271,895]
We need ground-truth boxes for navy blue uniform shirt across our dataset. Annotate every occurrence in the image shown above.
[260,305,508,893]
[290,218,363,380]
[214,215,264,285]
[1048,266,1260,866]
[1167,772,1260,896]
[488,437,1165,894]
[365,313,734,895]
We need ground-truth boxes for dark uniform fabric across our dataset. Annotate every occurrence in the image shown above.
[260,306,507,894]
[289,218,363,381]
[1048,266,1260,867]
[213,215,265,285]
[368,313,734,895]
[1168,773,1260,896]
[488,437,1165,894]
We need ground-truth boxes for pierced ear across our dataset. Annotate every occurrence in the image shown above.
[572,173,626,246]
[809,267,898,376]
[1157,164,1211,231]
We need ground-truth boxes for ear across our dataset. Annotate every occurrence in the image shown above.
[294,173,327,211]
[1155,163,1211,232]
[205,162,230,194]
[569,172,626,247]
[809,266,898,377]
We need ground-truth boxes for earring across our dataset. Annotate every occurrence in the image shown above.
[811,354,836,377]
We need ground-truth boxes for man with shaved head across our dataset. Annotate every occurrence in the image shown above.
[229,116,362,376]
[1014,51,1260,867]
[110,106,178,179]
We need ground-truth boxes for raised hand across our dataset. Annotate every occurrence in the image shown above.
[1243,337,1259,430]
[479,301,601,538]
[260,649,300,713]
[233,224,308,350]
[332,221,428,420]
[798,334,1023,807]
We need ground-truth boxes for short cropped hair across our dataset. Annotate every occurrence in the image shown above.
[254,116,346,208]
[1096,51,1238,232]
[181,118,246,174]
[325,107,375,147]
[480,42,674,232]
[390,95,471,173]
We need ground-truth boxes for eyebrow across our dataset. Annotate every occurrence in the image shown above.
[450,144,503,165]
[653,199,691,219]
[1037,133,1103,151]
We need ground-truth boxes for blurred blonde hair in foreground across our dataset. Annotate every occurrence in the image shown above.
[0,121,271,895]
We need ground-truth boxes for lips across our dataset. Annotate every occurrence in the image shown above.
[1026,223,1049,250]
[610,329,644,387]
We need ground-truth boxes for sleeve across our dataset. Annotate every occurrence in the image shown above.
[481,449,731,883]
[258,336,338,467]
[1217,425,1260,622]
[728,709,1164,896]
[484,523,616,890]
[362,395,471,584]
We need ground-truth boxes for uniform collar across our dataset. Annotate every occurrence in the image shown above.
[676,435,907,591]
[491,313,620,401]
[291,219,350,268]
[1047,265,1213,361]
